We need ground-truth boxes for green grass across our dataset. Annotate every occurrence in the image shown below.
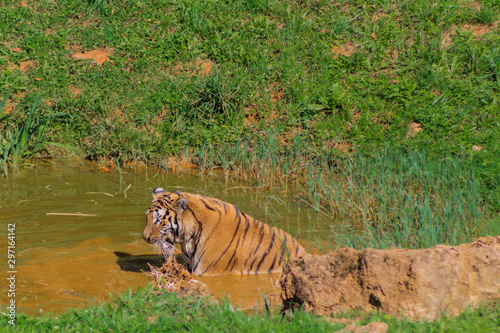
[0,285,339,332]
[1,0,499,247]
[2,0,500,327]
[1,0,499,160]
[307,147,500,249]
[0,88,49,174]
[1,285,499,332]
[187,136,500,249]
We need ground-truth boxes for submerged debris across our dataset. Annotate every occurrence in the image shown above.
[146,255,191,291]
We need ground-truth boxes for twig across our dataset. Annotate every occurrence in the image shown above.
[85,192,115,197]
[46,213,97,217]
[123,184,132,198]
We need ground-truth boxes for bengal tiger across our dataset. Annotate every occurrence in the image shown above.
[142,188,305,275]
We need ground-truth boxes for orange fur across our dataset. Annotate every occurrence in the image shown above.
[143,189,305,275]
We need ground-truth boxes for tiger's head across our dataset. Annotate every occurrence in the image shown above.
[143,187,189,257]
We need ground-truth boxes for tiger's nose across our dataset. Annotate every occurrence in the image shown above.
[142,233,150,243]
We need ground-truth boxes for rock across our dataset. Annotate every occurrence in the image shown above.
[281,236,500,321]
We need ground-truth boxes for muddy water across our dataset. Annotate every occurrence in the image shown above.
[0,160,335,316]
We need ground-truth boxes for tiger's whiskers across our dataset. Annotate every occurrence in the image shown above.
[155,240,175,261]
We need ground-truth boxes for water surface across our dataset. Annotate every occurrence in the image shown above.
[0,160,335,316]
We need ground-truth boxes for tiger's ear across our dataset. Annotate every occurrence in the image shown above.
[175,197,188,213]
[152,187,166,198]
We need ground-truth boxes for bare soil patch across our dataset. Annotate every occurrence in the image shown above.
[385,48,399,60]
[371,12,387,23]
[332,42,355,58]
[71,48,114,66]
[442,22,499,47]
[20,60,35,72]
[321,140,355,154]
[168,59,214,78]
[279,126,299,144]
[70,86,81,98]
[466,0,481,11]
[268,83,285,104]
[243,106,259,129]
[3,104,15,114]
[407,121,423,138]
[160,157,197,171]
[244,107,280,131]
[472,145,483,152]
[2,92,27,114]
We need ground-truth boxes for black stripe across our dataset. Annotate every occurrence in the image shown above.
[250,223,268,257]
[193,248,207,271]
[200,198,216,211]
[186,207,204,271]
[223,211,246,273]
[223,237,241,273]
[250,229,265,258]
[244,252,251,268]
[247,257,258,274]
[268,254,278,273]
[240,215,250,248]
[173,216,179,238]
[228,257,238,274]
[200,213,242,275]
[255,229,276,273]
[182,247,191,260]
[215,199,225,208]
[283,232,289,250]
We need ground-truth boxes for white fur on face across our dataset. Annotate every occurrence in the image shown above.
[152,209,164,225]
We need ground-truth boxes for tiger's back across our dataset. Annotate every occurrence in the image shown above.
[143,189,305,275]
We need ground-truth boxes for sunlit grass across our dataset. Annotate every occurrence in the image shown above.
[1,0,499,244]
[2,285,499,332]
[191,135,499,249]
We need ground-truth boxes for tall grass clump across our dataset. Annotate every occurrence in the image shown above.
[0,91,49,175]
[182,131,497,250]
[304,147,493,249]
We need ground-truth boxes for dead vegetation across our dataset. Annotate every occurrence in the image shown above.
[146,255,191,291]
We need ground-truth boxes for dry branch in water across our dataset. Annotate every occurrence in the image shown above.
[46,213,97,217]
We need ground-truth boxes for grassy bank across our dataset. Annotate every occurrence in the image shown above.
[2,0,500,328]
[2,285,500,332]
[2,0,499,158]
[2,0,499,249]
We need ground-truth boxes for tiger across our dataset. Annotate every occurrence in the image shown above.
[142,187,305,275]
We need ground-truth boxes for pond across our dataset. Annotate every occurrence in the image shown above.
[0,160,337,317]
